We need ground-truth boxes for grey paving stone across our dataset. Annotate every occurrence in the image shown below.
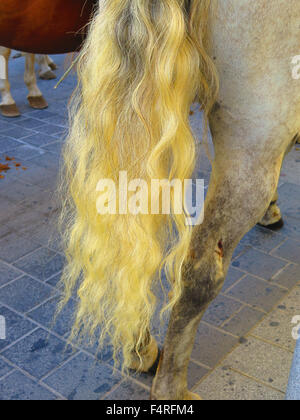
[12,118,45,130]
[46,272,62,289]
[275,217,300,242]
[4,160,56,190]
[22,132,60,147]
[232,242,252,260]
[0,126,36,140]
[27,295,76,337]
[2,328,76,380]
[0,275,55,313]
[105,380,149,400]
[0,179,45,204]
[0,137,23,153]
[278,183,300,219]
[0,224,12,240]
[20,187,59,214]
[227,275,286,312]
[0,370,56,400]
[0,305,36,351]
[271,264,300,289]
[240,225,286,253]
[0,232,40,263]
[0,120,14,133]
[34,123,65,138]
[43,352,121,400]
[251,284,300,352]
[280,148,300,186]
[42,141,63,155]
[23,221,59,247]
[202,295,242,327]
[28,151,60,172]
[0,197,36,226]
[271,239,300,265]
[223,336,293,392]
[232,248,287,280]
[0,145,45,162]
[0,357,14,378]
[191,323,238,368]
[194,365,284,400]
[0,261,22,287]
[5,208,50,236]
[222,305,265,337]
[222,266,245,292]
[13,247,65,282]
[42,115,68,128]
[26,110,58,121]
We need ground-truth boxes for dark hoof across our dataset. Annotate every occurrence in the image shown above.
[28,95,48,109]
[258,218,284,231]
[39,70,57,80]
[129,348,161,376]
[49,62,58,71]
[0,103,21,117]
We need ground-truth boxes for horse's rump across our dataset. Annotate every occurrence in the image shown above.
[0,0,96,53]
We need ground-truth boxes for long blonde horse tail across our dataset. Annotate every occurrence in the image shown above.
[58,0,218,369]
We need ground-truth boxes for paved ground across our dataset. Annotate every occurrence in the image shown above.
[0,54,299,400]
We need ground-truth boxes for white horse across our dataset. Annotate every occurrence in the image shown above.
[151,0,300,399]
[0,47,57,117]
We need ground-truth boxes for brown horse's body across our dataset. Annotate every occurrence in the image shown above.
[0,0,96,54]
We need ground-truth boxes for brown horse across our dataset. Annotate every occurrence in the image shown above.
[0,0,96,54]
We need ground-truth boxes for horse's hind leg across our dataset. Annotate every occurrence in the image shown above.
[259,134,299,230]
[0,47,20,117]
[258,189,284,230]
[36,55,56,80]
[24,53,48,109]
[46,55,58,71]
[151,123,288,400]
[125,331,159,373]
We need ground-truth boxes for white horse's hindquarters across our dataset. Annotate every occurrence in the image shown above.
[208,0,300,156]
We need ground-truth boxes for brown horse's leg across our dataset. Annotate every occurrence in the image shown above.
[24,53,48,109]
[0,47,20,117]
[151,142,285,400]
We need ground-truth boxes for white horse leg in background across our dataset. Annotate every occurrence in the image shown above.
[24,53,48,110]
[36,54,57,80]
[13,52,58,80]
[0,47,49,117]
[0,46,20,117]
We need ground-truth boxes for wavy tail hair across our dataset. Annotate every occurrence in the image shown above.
[58,0,218,368]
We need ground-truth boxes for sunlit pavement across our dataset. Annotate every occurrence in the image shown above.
[0,54,299,400]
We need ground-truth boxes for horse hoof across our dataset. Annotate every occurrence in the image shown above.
[126,337,159,373]
[0,103,21,117]
[258,218,284,231]
[28,95,48,109]
[49,62,58,71]
[39,70,57,80]
[183,391,202,400]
